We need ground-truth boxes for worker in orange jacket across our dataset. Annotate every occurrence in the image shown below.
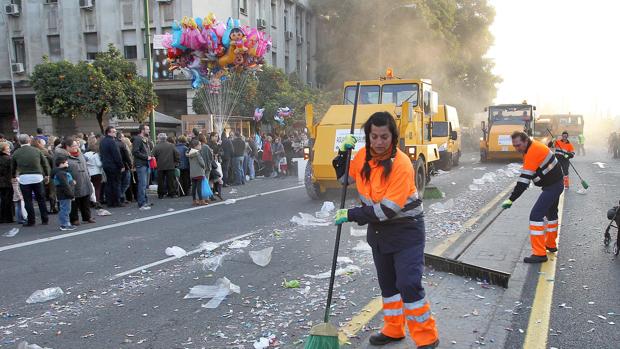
[501,131,564,263]
[332,112,439,348]
[553,131,575,189]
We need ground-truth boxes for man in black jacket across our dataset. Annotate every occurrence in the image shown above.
[116,132,133,203]
[232,132,246,185]
[132,125,153,210]
[99,126,124,207]
[152,133,180,198]
[220,131,234,186]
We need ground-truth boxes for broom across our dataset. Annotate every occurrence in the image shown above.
[304,82,361,349]
[546,129,589,189]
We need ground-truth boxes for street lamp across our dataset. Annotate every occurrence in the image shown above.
[2,4,20,134]
[143,0,155,143]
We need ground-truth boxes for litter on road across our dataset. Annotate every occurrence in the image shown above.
[199,241,219,251]
[228,239,251,249]
[283,279,301,288]
[185,277,240,309]
[592,162,606,169]
[17,341,51,349]
[26,287,64,304]
[352,240,372,252]
[350,226,366,237]
[202,254,226,271]
[290,212,329,226]
[304,264,361,279]
[430,199,455,213]
[2,227,19,237]
[249,247,273,267]
[96,209,111,216]
[315,201,335,218]
[165,246,187,258]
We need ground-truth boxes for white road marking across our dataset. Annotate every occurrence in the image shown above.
[110,231,257,280]
[0,185,303,253]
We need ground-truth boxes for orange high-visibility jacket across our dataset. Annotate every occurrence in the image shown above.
[509,140,563,202]
[553,139,575,159]
[335,147,422,225]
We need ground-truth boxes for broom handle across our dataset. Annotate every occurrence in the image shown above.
[324,82,361,323]
[546,128,585,181]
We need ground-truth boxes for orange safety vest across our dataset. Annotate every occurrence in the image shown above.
[553,139,575,158]
[347,147,422,222]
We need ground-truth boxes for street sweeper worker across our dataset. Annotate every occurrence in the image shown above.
[553,131,575,189]
[501,131,564,263]
[332,112,440,348]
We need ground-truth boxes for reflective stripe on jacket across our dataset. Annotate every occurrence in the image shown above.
[509,140,563,202]
[553,139,575,158]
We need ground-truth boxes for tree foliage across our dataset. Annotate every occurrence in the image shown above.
[30,45,158,133]
[311,0,501,125]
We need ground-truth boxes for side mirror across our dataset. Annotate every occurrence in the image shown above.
[533,106,537,111]
[484,107,488,112]
[450,131,458,141]
[481,121,486,131]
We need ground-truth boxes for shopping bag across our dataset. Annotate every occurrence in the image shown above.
[200,177,213,199]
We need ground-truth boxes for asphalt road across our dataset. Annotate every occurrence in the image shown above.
[3,150,614,348]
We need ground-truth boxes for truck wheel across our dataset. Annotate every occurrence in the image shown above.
[414,159,426,197]
[304,162,323,200]
[438,154,453,171]
[480,150,488,163]
[453,151,460,166]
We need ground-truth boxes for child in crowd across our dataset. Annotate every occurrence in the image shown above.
[187,139,207,206]
[52,156,76,231]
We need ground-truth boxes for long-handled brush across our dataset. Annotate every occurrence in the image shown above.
[546,128,590,190]
[304,83,361,349]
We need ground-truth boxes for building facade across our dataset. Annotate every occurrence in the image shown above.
[0,0,317,135]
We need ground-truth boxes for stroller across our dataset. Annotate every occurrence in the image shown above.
[604,202,620,256]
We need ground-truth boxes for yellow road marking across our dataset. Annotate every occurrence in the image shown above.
[523,193,565,349]
[338,297,383,345]
[431,183,513,256]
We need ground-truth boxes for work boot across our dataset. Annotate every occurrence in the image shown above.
[418,340,440,349]
[546,246,558,253]
[524,254,548,263]
[368,332,405,346]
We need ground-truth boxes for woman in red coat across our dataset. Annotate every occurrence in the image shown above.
[261,136,273,177]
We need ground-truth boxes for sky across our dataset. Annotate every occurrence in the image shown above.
[487,0,620,120]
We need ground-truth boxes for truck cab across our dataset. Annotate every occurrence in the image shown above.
[532,117,553,146]
[432,105,461,170]
[480,102,535,162]
[304,75,440,199]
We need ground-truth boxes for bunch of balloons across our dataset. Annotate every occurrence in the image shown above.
[274,107,293,126]
[254,108,265,122]
[162,14,272,91]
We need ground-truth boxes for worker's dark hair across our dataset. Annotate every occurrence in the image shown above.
[562,131,569,136]
[105,126,116,135]
[511,131,529,142]
[361,112,399,182]
[138,124,148,133]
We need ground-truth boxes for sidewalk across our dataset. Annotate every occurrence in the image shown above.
[353,187,544,348]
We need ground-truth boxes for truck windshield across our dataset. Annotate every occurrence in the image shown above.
[432,122,449,137]
[533,124,550,137]
[489,105,532,125]
[344,85,380,105]
[382,84,418,106]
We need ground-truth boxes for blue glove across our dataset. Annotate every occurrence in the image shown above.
[339,134,357,152]
[334,209,349,225]
[501,199,512,209]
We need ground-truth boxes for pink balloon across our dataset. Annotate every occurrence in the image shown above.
[215,23,226,38]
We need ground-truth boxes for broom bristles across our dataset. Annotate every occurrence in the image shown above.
[304,323,339,349]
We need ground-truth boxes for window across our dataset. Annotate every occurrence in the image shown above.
[124,46,137,59]
[256,0,264,19]
[84,33,98,60]
[344,85,380,105]
[122,30,137,59]
[162,3,174,22]
[45,0,58,3]
[12,38,25,64]
[271,52,277,66]
[296,59,301,76]
[382,84,418,106]
[432,122,449,137]
[283,9,288,32]
[122,2,133,26]
[239,0,247,15]
[48,5,58,30]
[48,35,61,61]
[271,0,277,27]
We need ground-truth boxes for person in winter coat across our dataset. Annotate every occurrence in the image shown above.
[132,124,153,210]
[176,136,191,197]
[187,139,208,206]
[52,156,76,231]
[152,133,180,198]
[116,132,133,203]
[198,134,213,190]
[0,142,14,223]
[272,136,286,177]
[232,132,246,185]
[83,137,103,206]
[99,126,124,207]
[262,136,273,177]
[220,131,234,186]
[33,138,58,213]
[55,137,94,226]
